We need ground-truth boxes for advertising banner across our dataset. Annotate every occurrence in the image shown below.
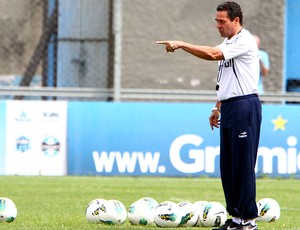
[67,102,300,177]
[0,101,5,174]
[5,101,67,175]
[68,102,219,176]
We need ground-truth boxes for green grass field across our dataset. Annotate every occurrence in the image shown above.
[0,176,299,229]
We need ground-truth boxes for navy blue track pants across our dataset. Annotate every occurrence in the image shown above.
[220,94,262,220]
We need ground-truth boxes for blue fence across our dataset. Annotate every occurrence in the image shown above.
[285,0,300,92]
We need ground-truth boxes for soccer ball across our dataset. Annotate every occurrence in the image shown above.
[127,197,158,226]
[0,197,17,223]
[99,199,127,225]
[199,201,227,227]
[153,201,182,227]
[177,201,199,227]
[85,198,107,223]
[256,198,280,222]
[194,200,208,226]
[138,197,159,209]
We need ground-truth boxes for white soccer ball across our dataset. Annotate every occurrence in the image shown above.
[177,201,199,227]
[127,197,158,226]
[199,201,227,227]
[99,199,127,225]
[153,201,182,227]
[256,198,280,222]
[0,197,17,223]
[85,198,107,223]
[194,200,208,226]
[138,197,159,209]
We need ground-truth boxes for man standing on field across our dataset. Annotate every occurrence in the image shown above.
[157,1,261,230]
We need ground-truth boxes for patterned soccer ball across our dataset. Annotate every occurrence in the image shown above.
[194,200,208,226]
[127,197,158,226]
[153,201,182,227]
[85,198,107,223]
[177,201,199,227]
[0,197,17,223]
[99,199,127,225]
[199,201,227,227]
[138,197,159,209]
[256,198,280,222]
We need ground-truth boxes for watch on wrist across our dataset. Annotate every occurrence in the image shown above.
[212,107,220,112]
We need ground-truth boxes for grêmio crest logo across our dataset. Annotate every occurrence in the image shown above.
[41,136,60,157]
[16,136,30,152]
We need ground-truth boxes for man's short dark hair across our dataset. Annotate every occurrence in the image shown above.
[217,1,243,25]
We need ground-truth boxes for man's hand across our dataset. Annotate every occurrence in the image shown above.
[156,41,180,52]
[209,110,220,130]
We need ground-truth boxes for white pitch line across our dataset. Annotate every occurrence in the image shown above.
[281,207,300,211]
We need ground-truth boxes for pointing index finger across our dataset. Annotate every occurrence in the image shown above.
[156,41,167,45]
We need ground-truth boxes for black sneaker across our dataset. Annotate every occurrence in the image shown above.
[212,219,240,230]
[236,222,258,230]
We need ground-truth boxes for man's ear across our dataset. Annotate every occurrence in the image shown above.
[234,17,240,25]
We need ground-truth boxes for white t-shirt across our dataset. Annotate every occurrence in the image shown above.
[216,28,259,101]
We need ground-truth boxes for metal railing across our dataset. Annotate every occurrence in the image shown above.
[0,87,299,103]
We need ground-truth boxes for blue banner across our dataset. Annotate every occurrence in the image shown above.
[67,102,300,177]
[0,101,5,174]
[257,105,300,176]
